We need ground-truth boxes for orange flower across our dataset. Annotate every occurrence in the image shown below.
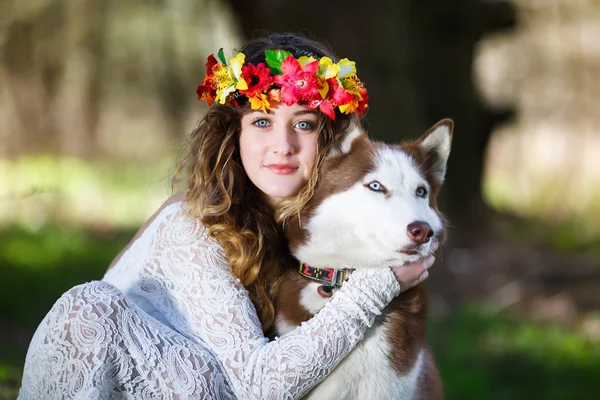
[248,93,271,113]
[268,88,281,103]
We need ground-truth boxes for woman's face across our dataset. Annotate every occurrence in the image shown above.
[239,102,320,207]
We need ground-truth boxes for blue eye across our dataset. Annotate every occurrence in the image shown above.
[367,181,383,192]
[295,121,313,130]
[253,119,270,128]
[416,186,428,198]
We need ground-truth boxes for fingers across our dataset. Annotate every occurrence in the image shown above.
[423,255,435,270]
[390,251,437,293]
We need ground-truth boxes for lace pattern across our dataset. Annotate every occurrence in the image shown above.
[19,281,234,399]
[19,201,400,399]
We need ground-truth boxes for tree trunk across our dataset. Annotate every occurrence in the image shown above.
[405,0,516,233]
[54,0,107,158]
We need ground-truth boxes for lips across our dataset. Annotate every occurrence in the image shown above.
[265,164,298,175]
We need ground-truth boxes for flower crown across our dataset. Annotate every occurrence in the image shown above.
[196,49,368,120]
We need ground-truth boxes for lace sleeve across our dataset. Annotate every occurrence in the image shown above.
[110,202,401,399]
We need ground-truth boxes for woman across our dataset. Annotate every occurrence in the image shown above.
[19,33,437,399]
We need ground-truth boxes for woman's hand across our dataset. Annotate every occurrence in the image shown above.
[390,241,439,293]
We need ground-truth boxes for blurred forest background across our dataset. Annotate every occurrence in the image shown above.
[1,0,600,399]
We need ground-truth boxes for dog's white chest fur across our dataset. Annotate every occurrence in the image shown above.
[279,283,424,400]
[306,326,424,400]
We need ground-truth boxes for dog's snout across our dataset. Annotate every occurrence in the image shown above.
[407,221,433,244]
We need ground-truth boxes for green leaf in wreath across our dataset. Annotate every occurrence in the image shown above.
[217,48,227,65]
[265,50,292,75]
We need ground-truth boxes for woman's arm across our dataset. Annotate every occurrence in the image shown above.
[127,201,402,399]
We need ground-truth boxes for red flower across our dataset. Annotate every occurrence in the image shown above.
[337,78,369,115]
[306,78,356,120]
[240,63,273,97]
[319,100,336,120]
[273,56,320,106]
[196,54,219,106]
[304,98,334,119]
[356,84,369,116]
[327,78,354,106]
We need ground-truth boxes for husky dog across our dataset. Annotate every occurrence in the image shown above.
[274,120,453,400]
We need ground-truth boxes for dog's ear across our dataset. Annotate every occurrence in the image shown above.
[416,119,453,185]
[326,123,366,159]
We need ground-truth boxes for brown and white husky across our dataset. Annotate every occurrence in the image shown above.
[274,119,453,400]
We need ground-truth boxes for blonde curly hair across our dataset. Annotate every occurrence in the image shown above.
[174,33,359,331]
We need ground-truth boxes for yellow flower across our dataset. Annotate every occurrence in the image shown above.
[213,66,234,104]
[214,52,248,104]
[340,75,361,96]
[337,58,361,96]
[318,57,341,79]
[298,56,317,67]
[230,52,248,91]
[315,57,341,99]
[337,58,357,80]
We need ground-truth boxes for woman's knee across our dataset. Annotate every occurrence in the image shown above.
[48,281,134,349]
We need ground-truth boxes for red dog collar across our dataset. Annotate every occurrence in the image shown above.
[298,263,354,288]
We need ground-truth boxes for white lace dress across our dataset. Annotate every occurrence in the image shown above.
[19,201,401,399]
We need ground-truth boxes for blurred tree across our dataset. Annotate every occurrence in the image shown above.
[227,0,516,235]
[0,0,241,161]
[0,0,62,156]
[0,0,108,158]
[55,0,108,158]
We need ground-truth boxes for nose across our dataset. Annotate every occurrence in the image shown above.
[273,127,296,155]
[407,221,433,245]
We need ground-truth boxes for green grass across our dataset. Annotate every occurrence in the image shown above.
[2,225,599,399]
[429,307,600,400]
[0,225,134,327]
[0,363,22,400]
[0,224,133,399]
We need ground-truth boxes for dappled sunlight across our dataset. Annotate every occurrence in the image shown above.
[0,0,243,230]
[0,0,241,160]
[484,123,600,222]
[477,0,600,233]
[0,156,175,228]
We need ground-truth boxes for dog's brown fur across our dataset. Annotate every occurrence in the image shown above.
[274,120,453,399]
[275,275,443,399]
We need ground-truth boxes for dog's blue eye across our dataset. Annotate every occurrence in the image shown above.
[368,181,382,192]
[416,186,428,198]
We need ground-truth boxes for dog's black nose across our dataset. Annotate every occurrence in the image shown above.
[407,221,433,244]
